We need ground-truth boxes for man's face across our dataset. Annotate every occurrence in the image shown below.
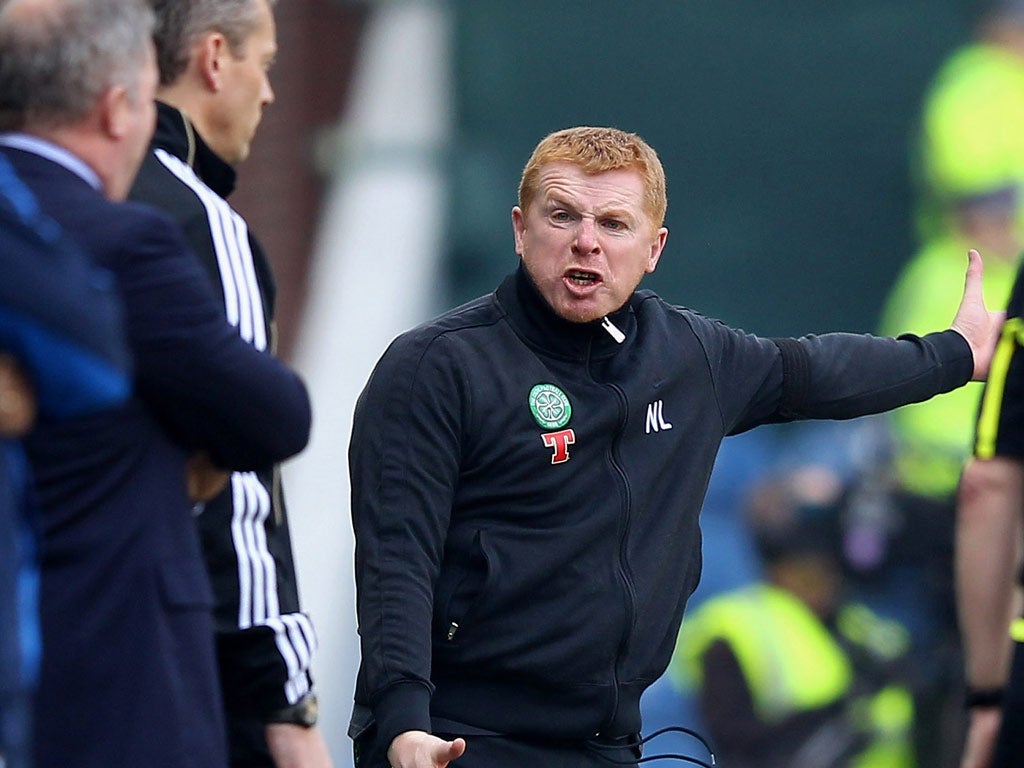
[211,0,276,165]
[512,162,668,323]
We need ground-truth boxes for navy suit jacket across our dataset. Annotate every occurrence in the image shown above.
[0,152,131,764]
[1,145,312,768]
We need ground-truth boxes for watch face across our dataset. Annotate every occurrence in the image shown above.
[299,694,319,726]
[270,693,319,727]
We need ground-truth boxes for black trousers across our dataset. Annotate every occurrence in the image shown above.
[994,634,1024,767]
[226,710,274,768]
[353,730,641,768]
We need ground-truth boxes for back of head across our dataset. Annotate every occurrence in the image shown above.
[978,0,1024,36]
[983,0,1024,19]
[149,0,276,86]
[0,0,155,132]
[747,464,843,565]
[746,465,846,617]
[518,126,668,227]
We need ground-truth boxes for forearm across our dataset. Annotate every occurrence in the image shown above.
[265,723,333,768]
[138,344,311,469]
[782,330,973,421]
[120,216,311,468]
[956,456,1024,688]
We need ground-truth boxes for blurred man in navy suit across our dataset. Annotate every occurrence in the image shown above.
[0,1,313,766]
[0,154,131,768]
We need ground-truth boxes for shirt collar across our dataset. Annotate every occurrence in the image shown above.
[0,133,102,191]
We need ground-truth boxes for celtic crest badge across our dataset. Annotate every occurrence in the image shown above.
[528,383,572,429]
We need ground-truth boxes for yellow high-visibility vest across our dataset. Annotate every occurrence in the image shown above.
[672,584,914,768]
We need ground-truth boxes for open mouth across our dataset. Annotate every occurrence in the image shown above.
[566,269,600,286]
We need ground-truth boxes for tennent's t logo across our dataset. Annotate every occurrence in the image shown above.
[542,429,576,464]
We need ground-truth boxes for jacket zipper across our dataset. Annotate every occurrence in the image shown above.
[603,376,636,732]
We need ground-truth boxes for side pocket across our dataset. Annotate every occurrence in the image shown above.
[434,529,491,644]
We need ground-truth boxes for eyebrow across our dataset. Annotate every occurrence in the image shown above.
[545,195,633,219]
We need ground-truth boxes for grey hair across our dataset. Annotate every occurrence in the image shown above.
[0,0,156,131]
[150,0,277,86]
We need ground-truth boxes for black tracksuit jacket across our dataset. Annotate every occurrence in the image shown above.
[349,265,973,750]
[129,105,315,731]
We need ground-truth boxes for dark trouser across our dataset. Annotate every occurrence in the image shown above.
[994,634,1024,767]
[225,706,273,767]
[353,730,641,768]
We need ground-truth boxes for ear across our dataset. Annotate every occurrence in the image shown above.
[99,85,131,140]
[511,206,526,256]
[197,32,229,92]
[645,227,669,274]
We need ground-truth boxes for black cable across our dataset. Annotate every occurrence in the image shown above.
[584,725,717,766]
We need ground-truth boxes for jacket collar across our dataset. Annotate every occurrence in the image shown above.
[152,101,236,197]
[0,133,101,191]
[495,263,636,361]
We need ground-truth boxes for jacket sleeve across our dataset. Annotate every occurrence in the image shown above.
[768,330,973,420]
[0,166,131,418]
[686,312,974,435]
[199,470,318,719]
[349,330,464,749]
[214,607,317,717]
[112,207,311,469]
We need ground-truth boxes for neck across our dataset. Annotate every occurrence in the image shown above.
[25,124,115,199]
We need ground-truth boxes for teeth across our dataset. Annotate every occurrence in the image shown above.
[568,271,597,284]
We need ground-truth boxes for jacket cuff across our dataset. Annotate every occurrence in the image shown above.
[215,625,314,718]
[918,329,974,389]
[374,681,434,753]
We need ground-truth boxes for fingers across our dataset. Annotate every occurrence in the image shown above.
[389,731,466,768]
[0,354,37,437]
[965,248,984,292]
[437,738,466,763]
[949,248,1005,381]
[185,452,230,502]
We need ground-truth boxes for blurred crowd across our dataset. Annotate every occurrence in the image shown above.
[643,2,1024,767]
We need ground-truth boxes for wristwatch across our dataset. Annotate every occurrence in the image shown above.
[267,692,319,727]
[964,686,1004,710]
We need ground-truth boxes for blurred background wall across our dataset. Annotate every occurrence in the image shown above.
[234,1,980,762]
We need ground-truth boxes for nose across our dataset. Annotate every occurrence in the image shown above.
[263,74,276,106]
[573,217,600,256]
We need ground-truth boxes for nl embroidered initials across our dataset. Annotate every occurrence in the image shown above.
[645,400,673,434]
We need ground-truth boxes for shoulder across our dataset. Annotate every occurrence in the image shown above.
[362,294,504,394]
[93,197,188,250]
[74,197,198,280]
[42,182,185,258]
[130,148,221,228]
[632,289,732,339]
[388,294,503,355]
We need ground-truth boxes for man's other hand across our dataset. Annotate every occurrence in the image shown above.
[388,730,466,768]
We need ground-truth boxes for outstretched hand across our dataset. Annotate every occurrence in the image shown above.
[950,249,1006,381]
[388,731,466,768]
